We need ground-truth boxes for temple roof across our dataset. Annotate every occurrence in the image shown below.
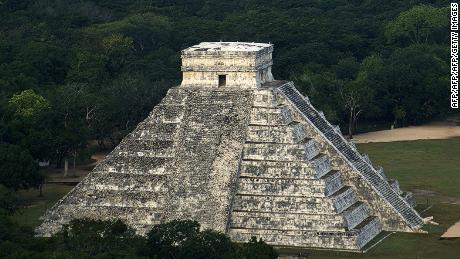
[182,42,272,53]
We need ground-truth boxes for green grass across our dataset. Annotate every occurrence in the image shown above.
[11,139,460,258]
[358,138,460,197]
[11,184,73,228]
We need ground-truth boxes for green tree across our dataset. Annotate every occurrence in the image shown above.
[144,219,277,259]
[3,90,54,161]
[0,144,42,190]
[385,5,449,44]
[7,89,50,120]
[66,50,109,84]
[144,219,202,258]
[0,184,22,215]
[367,44,449,125]
[48,83,90,172]
[340,78,373,138]
[293,65,341,123]
[102,33,134,75]
[335,57,360,80]
[181,229,236,259]
[393,106,407,128]
[339,55,378,138]
[236,236,278,259]
[56,219,141,257]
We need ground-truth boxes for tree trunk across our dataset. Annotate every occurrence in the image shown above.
[353,110,362,137]
[72,151,76,177]
[39,184,43,197]
[354,117,358,134]
[348,108,354,139]
[64,159,68,177]
[56,156,63,169]
[97,138,106,150]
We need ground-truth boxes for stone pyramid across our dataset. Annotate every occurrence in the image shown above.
[37,42,426,251]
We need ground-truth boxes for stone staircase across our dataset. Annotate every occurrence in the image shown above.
[276,82,423,229]
[162,88,253,232]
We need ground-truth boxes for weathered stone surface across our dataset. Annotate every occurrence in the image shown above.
[36,86,253,236]
[37,42,424,251]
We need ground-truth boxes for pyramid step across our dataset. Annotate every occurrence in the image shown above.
[250,106,293,125]
[341,201,370,230]
[83,173,167,191]
[240,160,317,179]
[311,155,332,178]
[160,87,188,104]
[232,194,336,214]
[49,204,163,226]
[292,123,309,143]
[137,120,179,133]
[246,123,307,144]
[67,189,166,209]
[354,216,382,249]
[329,186,357,213]
[229,227,365,250]
[230,211,346,231]
[148,104,185,123]
[253,89,278,107]
[96,156,170,174]
[129,129,175,141]
[303,139,320,160]
[242,143,306,161]
[237,177,332,197]
[322,171,344,197]
[93,168,168,176]
[117,139,174,152]
[112,145,174,160]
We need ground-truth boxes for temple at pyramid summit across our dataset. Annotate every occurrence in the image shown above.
[37,42,429,250]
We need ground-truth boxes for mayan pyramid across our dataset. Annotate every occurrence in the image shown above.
[37,42,427,250]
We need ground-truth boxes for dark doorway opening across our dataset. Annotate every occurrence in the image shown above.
[218,75,226,86]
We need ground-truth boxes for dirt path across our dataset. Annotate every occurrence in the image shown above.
[442,220,460,238]
[353,123,460,143]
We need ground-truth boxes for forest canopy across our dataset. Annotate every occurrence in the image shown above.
[0,0,451,167]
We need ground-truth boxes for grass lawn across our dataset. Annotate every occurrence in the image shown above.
[358,138,460,197]
[11,184,73,228]
[11,139,460,258]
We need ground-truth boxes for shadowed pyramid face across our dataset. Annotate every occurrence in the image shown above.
[36,42,424,251]
[180,42,274,88]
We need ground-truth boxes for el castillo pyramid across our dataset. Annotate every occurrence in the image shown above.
[37,42,427,250]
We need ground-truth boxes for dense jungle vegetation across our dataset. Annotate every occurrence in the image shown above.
[0,0,451,170]
[0,0,453,257]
